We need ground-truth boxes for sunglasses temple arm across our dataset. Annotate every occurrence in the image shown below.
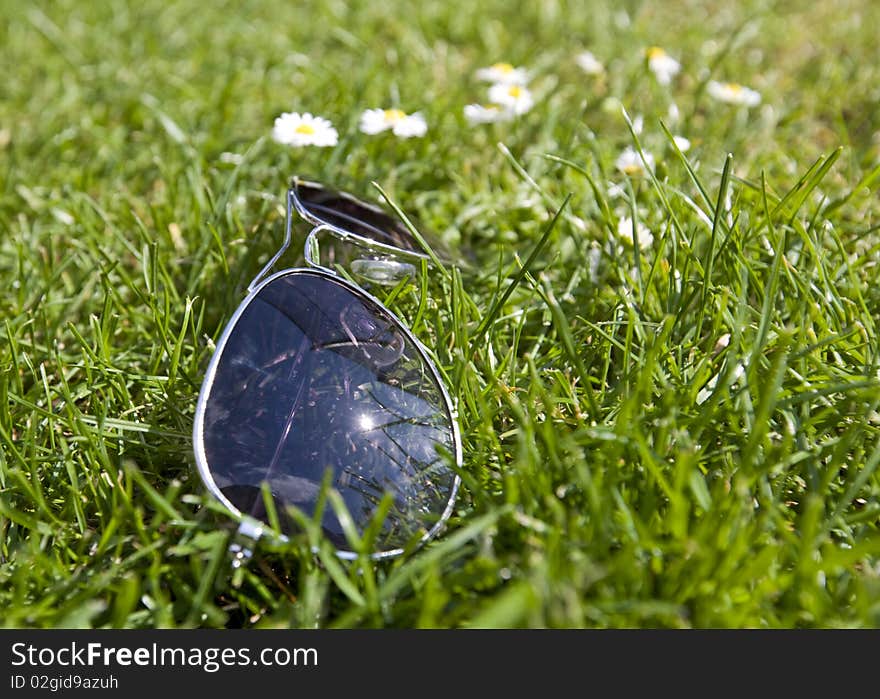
[247,189,296,293]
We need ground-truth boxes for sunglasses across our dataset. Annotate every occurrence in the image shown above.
[192,178,462,562]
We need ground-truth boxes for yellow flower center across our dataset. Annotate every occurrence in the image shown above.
[295,123,316,135]
[725,82,743,93]
[493,62,514,73]
[647,46,667,60]
[507,86,523,98]
[383,109,406,122]
[622,164,643,175]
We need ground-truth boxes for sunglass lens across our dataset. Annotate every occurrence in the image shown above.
[198,271,458,553]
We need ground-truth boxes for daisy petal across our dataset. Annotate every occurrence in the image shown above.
[487,83,534,115]
[576,50,604,75]
[360,108,427,138]
[464,103,513,125]
[615,146,655,177]
[707,80,761,106]
[475,62,529,85]
[646,46,681,85]
[618,216,654,249]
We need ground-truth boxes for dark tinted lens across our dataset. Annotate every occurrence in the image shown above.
[200,271,457,553]
[294,181,421,252]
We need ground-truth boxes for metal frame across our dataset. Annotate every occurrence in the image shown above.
[193,180,462,562]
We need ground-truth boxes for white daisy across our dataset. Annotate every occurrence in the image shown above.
[392,112,428,138]
[631,114,644,135]
[606,182,627,198]
[464,103,513,125]
[617,216,653,249]
[576,50,604,75]
[475,62,529,85]
[673,135,691,152]
[359,108,427,138]
[272,112,338,147]
[707,80,761,107]
[487,83,534,115]
[646,47,681,85]
[615,146,655,177]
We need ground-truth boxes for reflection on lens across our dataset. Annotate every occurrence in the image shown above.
[199,271,457,553]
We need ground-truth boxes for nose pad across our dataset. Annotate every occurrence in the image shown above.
[351,258,416,286]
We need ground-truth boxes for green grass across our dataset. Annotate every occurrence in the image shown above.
[2,0,880,628]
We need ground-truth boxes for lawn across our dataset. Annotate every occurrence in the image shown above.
[2,0,880,628]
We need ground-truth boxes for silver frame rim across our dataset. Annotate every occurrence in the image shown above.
[193,266,462,561]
